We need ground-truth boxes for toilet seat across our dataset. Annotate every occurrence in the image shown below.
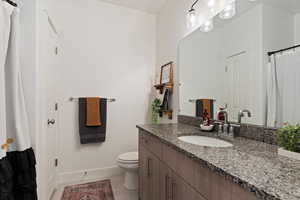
[118,152,138,163]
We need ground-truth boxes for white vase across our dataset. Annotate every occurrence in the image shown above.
[278,148,300,161]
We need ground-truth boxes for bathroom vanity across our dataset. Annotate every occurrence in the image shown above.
[138,1,300,199]
[137,123,300,200]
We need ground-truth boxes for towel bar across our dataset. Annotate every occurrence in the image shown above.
[189,99,216,103]
[69,97,116,102]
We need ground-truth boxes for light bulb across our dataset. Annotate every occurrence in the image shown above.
[186,9,198,29]
[207,0,216,8]
[219,0,236,19]
[200,18,214,32]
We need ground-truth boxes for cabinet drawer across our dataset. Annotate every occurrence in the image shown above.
[210,172,232,200]
[172,173,206,200]
[162,143,196,187]
[232,184,259,200]
[162,143,178,172]
[139,130,162,159]
[177,151,196,187]
[195,163,212,199]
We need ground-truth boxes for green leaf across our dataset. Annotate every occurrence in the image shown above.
[277,124,300,153]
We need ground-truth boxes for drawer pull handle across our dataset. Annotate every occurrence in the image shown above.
[147,158,152,178]
[165,175,169,200]
[171,180,176,200]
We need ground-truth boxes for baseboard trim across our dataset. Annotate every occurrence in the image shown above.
[58,166,123,184]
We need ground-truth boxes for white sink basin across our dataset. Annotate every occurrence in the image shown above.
[178,136,233,148]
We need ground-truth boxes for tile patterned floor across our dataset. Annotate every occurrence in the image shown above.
[52,175,138,200]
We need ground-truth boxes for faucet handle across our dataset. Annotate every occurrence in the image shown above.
[214,121,223,134]
[223,123,229,134]
[231,123,241,128]
[229,123,241,137]
[215,120,224,125]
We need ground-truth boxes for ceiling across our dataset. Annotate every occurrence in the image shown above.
[97,0,300,15]
[98,0,168,14]
[263,0,300,13]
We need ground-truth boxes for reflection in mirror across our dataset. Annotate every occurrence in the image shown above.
[179,0,300,127]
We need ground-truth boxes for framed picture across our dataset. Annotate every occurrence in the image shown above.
[160,62,173,84]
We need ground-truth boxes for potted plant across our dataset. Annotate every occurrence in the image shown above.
[151,98,161,124]
[277,123,300,161]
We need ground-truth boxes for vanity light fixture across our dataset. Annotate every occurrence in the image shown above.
[207,0,217,13]
[199,18,214,32]
[219,0,236,19]
[186,0,199,29]
[187,8,198,29]
[207,0,216,8]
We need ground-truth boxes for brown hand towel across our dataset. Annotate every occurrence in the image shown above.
[86,97,102,126]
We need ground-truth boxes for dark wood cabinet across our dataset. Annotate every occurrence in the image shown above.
[159,162,172,200]
[139,145,147,200]
[138,131,258,200]
[147,151,160,200]
[139,142,160,200]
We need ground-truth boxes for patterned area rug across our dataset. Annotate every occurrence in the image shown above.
[61,180,115,200]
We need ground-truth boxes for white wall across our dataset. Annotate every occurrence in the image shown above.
[179,28,222,117]
[222,4,264,125]
[156,0,194,122]
[156,0,230,122]
[178,5,265,125]
[46,0,156,181]
[158,0,296,125]
[262,4,294,126]
[263,4,294,56]
[295,13,300,44]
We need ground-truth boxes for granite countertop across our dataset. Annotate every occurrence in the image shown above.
[137,123,300,200]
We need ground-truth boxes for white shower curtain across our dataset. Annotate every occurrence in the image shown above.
[0,2,37,200]
[267,50,300,127]
[266,56,278,127]
[4,2,31,152]
[0,1,13,159]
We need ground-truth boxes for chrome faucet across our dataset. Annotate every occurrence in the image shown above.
[217,110,229,134]
[238,109,252,124]
[217,110,229,124]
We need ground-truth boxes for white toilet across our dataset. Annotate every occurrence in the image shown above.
[117,152,139,190]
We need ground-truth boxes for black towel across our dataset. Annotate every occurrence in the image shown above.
[79,98,107,144]
[196,99,214,119]
[0,148,38,200]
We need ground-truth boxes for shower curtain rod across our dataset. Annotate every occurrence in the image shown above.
[3,0,17,7]
[268,44,300,57]
[69,97,116,102]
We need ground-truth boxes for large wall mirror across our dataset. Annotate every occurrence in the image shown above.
[179,0,300,128]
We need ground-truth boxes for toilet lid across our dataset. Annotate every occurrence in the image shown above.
[118,152,138,162]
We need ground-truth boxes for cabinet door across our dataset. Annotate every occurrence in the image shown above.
[171,173,186,200]
[139,145,148,200]
[195,164,212,199]
[140,146,160,200]
[232,184,259,200]
[210,172,232,200]
[159,162,172,200]
[147,151,160,200]
[171,173,206,200]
